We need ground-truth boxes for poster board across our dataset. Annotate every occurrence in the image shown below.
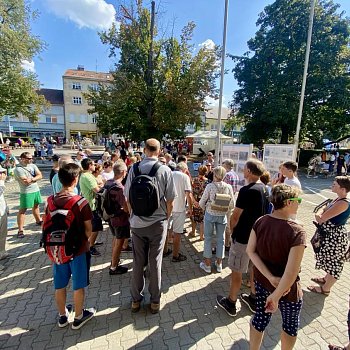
[222,144,253,186]
[263,144,297,175]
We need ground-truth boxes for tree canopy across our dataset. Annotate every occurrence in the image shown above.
[0,0,47,123]
[86,0,219,140]
[229,0,350,147]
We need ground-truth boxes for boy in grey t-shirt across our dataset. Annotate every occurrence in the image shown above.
[14,152,43,238]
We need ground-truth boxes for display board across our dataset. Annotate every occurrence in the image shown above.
[263,144,297,175]
[222,144,254,186]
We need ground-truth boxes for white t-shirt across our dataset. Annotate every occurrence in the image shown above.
[172,171,192,212]
[284,176,302,189]
[101,171,114,182]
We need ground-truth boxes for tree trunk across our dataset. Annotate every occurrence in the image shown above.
[280,126,289,144]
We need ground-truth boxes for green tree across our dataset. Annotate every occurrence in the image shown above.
[0,0,47,123]
[230,0,350,147]
[86,0,219,140]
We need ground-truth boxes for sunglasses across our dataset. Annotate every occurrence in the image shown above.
[288,197,302,204]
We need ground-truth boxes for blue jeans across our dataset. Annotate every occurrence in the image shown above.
[203,212,227,259]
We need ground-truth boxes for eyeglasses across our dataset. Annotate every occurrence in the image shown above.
[23,157,33,160]
[288,197,302,204]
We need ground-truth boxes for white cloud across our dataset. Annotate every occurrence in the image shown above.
[21,60,35,73]
[199,39,215,51]
[46,0,116,30]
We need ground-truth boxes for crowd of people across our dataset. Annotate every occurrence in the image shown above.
[0,138,349,349]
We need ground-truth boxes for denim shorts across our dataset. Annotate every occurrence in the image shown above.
[53,252,91,291]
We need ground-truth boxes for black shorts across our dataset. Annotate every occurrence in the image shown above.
[109,225,130,239]
[92,210,103,232]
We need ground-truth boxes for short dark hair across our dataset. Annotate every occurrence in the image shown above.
[282,161,298,173]
[177,155,187,163]
[81,158,93,170]
[335,176,350,192]
[58,163,81,187]
[260,171,271,185]
[246,159,265,177]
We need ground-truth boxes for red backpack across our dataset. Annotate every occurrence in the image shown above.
[41,195,81,264]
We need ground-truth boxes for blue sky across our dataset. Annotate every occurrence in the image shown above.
[29,0,350,106]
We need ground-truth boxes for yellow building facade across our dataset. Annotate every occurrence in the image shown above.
[63,66,113,140]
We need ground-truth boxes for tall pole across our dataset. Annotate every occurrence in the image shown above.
[294,0,316,153]
[215,0,229,166]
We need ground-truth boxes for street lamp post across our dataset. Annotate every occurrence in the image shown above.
[294,0,316,153]
[215,0,229,166]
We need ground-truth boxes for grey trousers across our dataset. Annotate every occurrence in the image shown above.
[0,212,8,257]
[130,220,167,304]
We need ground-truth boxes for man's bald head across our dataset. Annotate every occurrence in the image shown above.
[145,138,160,156]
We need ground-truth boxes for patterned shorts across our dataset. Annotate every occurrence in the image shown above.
[252,282,303,337]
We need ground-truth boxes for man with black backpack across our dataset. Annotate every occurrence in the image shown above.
[43,163,96,329]
[105,161,129,275]
[124,138,176,314]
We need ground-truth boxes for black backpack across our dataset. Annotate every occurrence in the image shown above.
[129,161,162,217]
[95,183,124,222]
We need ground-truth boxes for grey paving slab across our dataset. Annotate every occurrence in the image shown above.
[0,171,349,349]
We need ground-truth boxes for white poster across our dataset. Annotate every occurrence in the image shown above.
[222,144,253,186]
[263,144,297,175]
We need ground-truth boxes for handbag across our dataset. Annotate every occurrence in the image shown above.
[311,222,327,253]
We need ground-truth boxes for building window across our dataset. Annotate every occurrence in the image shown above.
[72,82,81,90]
[211,124,217,131]
[92,115,97,124]
[72,97,82,105]
[89,84,100,91]
[69,114,75,123]
[46,116,58,123]
[80,114,88,124]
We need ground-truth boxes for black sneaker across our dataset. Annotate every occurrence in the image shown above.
[172,253,187,262]
[163,248,172,258]
[240,293,256,313]
[109,265,128,275]
[58,304,73,328]
[216,295,237,317]
[72,308,96,330]
[90,246,101,256]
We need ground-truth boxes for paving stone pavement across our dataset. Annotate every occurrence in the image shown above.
[0,170,349,349]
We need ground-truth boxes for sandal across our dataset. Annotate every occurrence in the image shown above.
[328,345,346,350]
[307,285,330,296]
[17,231,25,239]
[311,277,326,285]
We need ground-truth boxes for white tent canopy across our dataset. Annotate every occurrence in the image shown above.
[186,130,231,139]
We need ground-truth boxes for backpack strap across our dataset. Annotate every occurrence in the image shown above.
[148,161,162,177]
[62,195,82,210]
[133,162,141,177]
[50,194,81,211]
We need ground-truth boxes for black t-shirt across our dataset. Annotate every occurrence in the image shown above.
[49,168,58,184]
[232,182,268,244]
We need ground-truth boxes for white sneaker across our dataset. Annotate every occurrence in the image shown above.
[199,262,211,274]
[215,261,222,272]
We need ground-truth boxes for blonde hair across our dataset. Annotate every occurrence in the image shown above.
[213,166,226,181]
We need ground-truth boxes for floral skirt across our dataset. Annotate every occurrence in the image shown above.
[191,206,204,223]
[315,221,348,279]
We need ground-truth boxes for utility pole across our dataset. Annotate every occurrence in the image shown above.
[215,0,229,165]
[146,1,155,129]
[294,0,316,153]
